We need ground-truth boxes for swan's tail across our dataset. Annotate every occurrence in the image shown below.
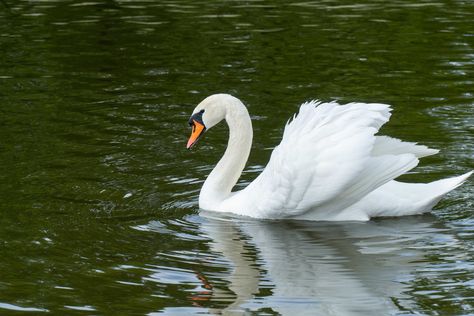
[365,171,473,218]
[420,170,473,210]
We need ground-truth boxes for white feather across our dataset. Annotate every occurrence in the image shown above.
[372,136,439,158]
[192,94,472,221]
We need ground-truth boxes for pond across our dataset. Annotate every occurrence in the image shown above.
[0,0,473,315]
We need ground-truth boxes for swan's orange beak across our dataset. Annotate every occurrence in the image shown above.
[187,120,206,149]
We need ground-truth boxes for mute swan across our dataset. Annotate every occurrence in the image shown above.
[187,94,472,221]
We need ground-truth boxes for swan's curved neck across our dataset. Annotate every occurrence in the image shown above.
[199,99,253,209]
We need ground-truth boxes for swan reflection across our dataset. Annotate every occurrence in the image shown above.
[198,212,452,315]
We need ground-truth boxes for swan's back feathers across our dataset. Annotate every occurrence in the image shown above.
[356,170,474,218]
[373,136,439,158]
[283,100,391,140]
[224,100,421,218]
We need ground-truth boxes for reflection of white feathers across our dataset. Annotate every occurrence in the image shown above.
[200,215,444,315]
[192,94,471,220]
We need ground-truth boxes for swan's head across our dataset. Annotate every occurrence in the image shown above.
[186,94,232,149]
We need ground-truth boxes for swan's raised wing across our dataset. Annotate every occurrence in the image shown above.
[223,101,422,219]
[372,136,439,158]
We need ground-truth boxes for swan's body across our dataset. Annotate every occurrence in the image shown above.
[187,94,471,221]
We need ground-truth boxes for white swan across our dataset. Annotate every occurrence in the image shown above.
[187,94,472,221]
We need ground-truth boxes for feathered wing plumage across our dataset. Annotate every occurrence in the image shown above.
[221,101,470,220]
[372,136,439,158]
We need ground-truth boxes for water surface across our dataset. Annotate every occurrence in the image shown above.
[0,0,473,315]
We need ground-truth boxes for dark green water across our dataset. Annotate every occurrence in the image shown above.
[1,0,473,315]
